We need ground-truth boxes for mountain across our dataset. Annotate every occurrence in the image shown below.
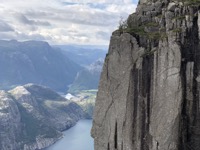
[54,45,107,67]
[0,84,85,150]
[92,0,200,150]
[68,59,104,93]
[0,40,82,92]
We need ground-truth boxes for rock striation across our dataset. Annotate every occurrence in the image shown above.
[0,84,85,150]
[92,0,200,150]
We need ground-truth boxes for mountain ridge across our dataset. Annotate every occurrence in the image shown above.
[0,40,82,92]
[0,84,85,150]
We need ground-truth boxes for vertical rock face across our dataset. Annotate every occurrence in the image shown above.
[92,0,200,150]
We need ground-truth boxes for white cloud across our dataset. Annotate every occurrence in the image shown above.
[15,14,51,26]
[0,0,137,45]
[0,20,14,32]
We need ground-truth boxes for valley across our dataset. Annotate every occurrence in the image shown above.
[66,89,98,119]
[0,40,107,150]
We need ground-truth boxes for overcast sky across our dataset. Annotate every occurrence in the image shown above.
[0,0,137,45]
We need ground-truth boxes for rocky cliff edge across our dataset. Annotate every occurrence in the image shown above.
[92,0,200,150]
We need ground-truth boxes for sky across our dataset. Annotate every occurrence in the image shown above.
[0,0,138,45]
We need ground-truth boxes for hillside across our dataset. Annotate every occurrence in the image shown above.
[68,59,104,93]
[0,84,85,150]
[0,40,81,92]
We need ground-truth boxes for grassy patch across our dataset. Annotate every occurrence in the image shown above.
[149,32,167,39]
[147,32,161,40]
[156,14,163,18]
[70,89,97,118]
[178,0,200,6]
[172,16,185,20]
[120,27,168,40]
[141,48,157,57]
[172,28,182,33]
[44,100,69,108]
[144,22,159,27]
[119,26,146,36]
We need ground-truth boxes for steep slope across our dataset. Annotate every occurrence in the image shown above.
[0,91,23,150]
[0,90,61,150]
[92,0,200,150]
[10,84,85,131]
[0,84,85,150]
[0,40,81,92]
[68,59,104,93]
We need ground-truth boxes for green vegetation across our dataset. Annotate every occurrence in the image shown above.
[180,0,200,6]
[141,48,157,57]
[144,22,159,27]
[118,19,167,40]
[121,27,167,40]
[160,27,166,31]
[44,100,70,109]
[156,14,163,18]
[70,89,97,118]
[118,26,146,36]
[68,65,101,94]
[172,28,182,33]
[123,26,146,36]
[25,85,63,101]
[147,32,167,40]
[172,16,185,20]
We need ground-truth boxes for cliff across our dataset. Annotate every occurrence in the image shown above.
[92,0,200,150]
[0,84,85,150]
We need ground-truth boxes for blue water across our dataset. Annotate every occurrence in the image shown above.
[45,120,94,150]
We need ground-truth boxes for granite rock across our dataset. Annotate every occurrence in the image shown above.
[92,0,200,150]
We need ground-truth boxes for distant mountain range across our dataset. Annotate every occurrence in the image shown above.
[0,40,82,92]
[0,40,107,93]
[54,44,107,67]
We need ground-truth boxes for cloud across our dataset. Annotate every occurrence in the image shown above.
[0,0,137,45]
[16,14,51,26]
[15,32,46,41]
[0,20,14,32]
[96,31,110,40]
